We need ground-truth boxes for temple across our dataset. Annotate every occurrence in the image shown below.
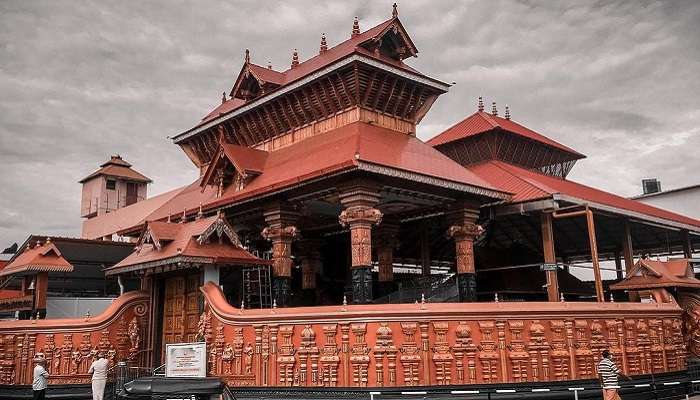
[1,5,700,398]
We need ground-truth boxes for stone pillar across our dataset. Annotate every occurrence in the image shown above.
[447,203,481,302]
[339,182,383,304]
[375,220,399,297]
[262,204,299,307]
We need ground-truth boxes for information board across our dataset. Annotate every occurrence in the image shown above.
[165,342,207,378]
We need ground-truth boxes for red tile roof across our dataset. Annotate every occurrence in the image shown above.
[0,241,73,277]
[466,160,700,230]
[81,185,188,240]
[427,111,585,158]
[107,215,267,275]
[196,17,431,129]
[610,259,700,290]
[221,143,268,176]
[85,122,508,239]
[79,155,152,183]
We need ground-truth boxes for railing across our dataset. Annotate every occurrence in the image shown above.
[105,361,153,400]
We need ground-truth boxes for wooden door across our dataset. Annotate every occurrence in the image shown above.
[162,273,201,351]
[125,182,138,205]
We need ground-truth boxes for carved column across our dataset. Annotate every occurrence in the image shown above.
[375,220,399,297]
[262,203,299,307]
[447,203,480,302]
[298,239,322,304]
[339,182,383,304]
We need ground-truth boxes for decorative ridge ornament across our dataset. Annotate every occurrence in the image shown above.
[267,61,272,70]
[291,49,299,68]
[478,96,484,112]
[352,16,360,37]
[392,3,398,18]
[180,208,186,223]
[319,33,328,54]
[492,102,498,116]
[221,91,226,104]
[504,105,511,120]
[244,48,250,63]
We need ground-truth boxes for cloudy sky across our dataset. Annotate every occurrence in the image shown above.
[1,0,699,248]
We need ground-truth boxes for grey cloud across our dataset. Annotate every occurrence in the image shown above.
[1,0,699,247]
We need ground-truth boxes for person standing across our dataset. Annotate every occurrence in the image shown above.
[32,354,49,400]
[597,349,631,400]
[88,352,110,400]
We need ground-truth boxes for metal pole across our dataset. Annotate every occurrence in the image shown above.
[573,389,579,400]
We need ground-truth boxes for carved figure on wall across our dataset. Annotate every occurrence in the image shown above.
[60,334,74,375]
[244,343,253,375]
[432,322,453,385]
[350,323,370,387]
[527,320,550,382]
[71,350,81,375]
[574,320,594,379]
[79,333,93,374]
[233,328,244,375]
[43,335,56,375]
[399,322,421,386]
[373,323,396,387]
[452,322,477,384]
[320,324,340,387]
[222,344,233,375]
[478,321,499,383]
[508,321,529,382]
[549,320,569,381]
[128,317,140,361]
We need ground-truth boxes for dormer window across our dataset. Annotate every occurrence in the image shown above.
[200,137,268,197]
[106,179,116,190]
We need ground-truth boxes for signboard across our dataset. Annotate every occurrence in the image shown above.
[165,342,207,378]
[540,263,559,271]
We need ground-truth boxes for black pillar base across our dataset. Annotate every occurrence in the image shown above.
[273,277,291,307]
[457,272,477,302]
[351,267,373,304]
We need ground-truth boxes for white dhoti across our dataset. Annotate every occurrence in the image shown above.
[92,378,106,400]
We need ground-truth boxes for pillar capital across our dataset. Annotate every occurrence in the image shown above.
[262,201,300,307]
[447,222,482,241]
[261,225,299,242]
[339,205,383,228]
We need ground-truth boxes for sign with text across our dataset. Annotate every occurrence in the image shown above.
[165,342,207,378]
[540,263,559,271]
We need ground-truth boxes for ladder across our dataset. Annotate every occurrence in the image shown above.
[241,264,272,309]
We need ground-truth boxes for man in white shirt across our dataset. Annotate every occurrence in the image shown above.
[32,354,49,400]
[88,352,110,400]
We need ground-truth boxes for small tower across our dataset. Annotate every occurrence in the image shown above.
[79,155,151,218]
[291,49,299,68]
[351,16,360,37]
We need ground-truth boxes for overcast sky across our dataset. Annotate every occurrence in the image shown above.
[1,0,699,248]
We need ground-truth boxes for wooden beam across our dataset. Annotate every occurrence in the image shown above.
[622,219,634,274]
[310,83,329,116]
[586,209,605,302]
[335,71,353,107]
[541,212,560,302]
[383,76,399,114]
[372,73,389,110]
[362,69,379,106]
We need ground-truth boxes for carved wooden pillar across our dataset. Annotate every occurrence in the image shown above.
[34,272,49,319]
[447,203,480,302]
[339,182,383,304]
[375,220,399,297]
[540,212,560,302]
[298,239,322,305]
[262,203,299,307]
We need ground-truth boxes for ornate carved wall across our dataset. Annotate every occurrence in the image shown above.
[200,282,687,388]
[0,291,148,385]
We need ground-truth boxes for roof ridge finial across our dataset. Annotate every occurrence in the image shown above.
[180,208,186,224]
[45,237,52,245]
[244,48,250,63]
[478,96,484,112]
[504,105,511,120]
[35,239,42,248]
[492,102,498,116]
[319,33,328,54]
[352,16,360,37]
[221,91,226,104]
[392,3,398,18]
[196,203,204,220]
[291,49,299,68]
[267,60,272,70]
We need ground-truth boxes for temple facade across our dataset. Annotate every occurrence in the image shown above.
[1,5,700,397]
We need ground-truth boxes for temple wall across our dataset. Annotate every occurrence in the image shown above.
[200,282,687,388]
[0,290,149,385]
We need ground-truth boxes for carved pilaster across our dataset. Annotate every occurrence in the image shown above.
[339,181,382,303]
[447,203,481,302]
[263,203,299,307]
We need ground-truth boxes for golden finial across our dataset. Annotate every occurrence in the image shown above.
[504,105,511,120]
[392,3,398,18]
[491,102,498,116]
[244,48,250,63]
[478,96,484,112]
[291,49,299,68]
[319,33,328,54]
[352,16,360,37]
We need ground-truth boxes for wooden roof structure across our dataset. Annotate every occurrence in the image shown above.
[0,239,73,277]
[610,259,700,290]
[79,155,152,183]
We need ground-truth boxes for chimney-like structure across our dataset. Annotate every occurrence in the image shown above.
[79,155,151,218]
